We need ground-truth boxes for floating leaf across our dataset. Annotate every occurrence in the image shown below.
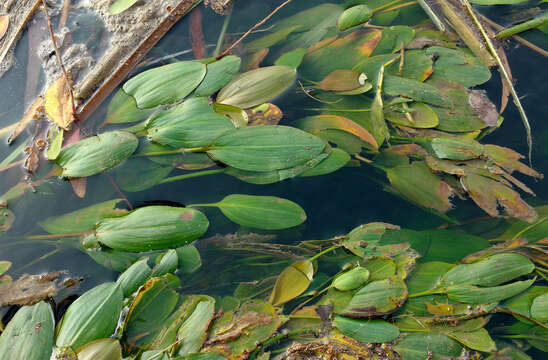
[56,282,123,350]
[384,75,445,106]
[484,144,543,179]
[441,253,535,287]
[0,208,14,234]
[208,125,326,172]
[46,126,64,160]
[194,56,242,97]
[176,245,202,274]
[337,5,372,32]
[300,148,350,177]
[333,316,399,343]
[217,66,296,109]
[56,131,138,178]
[372,25,415,56]
[246,103,283,126]
[431,136,484,160]
[44,76,74,130]
[76,338,122,360]
[297,115,378,149]
[116,258,152,297]
[406,262,454,295]
[342,278,407,317]
[82,206,209,252]
[274,48,307,68]
[176,297,215,355]
[105,88,155,124]
[123,61,207,109]
[461,173,537,223]
[0,261,10,276]
[317,70,368,92]
[394,333,463,360]
[531,293,548,323]
[152,249,179,277]
[147,97,235,148]
[385,102,439,128]
[109,0,139,14]
[447,279,535,304]
[213,103,248,128]
[0,302,54,360]
[269,260,314,306]
[425,47,491,88]
[196,194,306,230]
[332,267,370,291]
[39,199,126,234]
[124,277,180,349]
[386,162,453,213]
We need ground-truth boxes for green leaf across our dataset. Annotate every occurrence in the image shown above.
[207,125,326,172]
[246,25,303,52]
[269,260,314,306]
[385,102,439,128]
[152,249,179,277]
[109,0,139,14]
[56,282,123,350]
[105,88,155,124]
[86,248,139,272]
[337,5,372,31]
[300,148,350,177]
[372,25,415,55]
[362,258,397,280]
[449,328,496,353]
[176,245,202,274]
[394,333,463,360]
[431,136,483,160]
[274,48,307,68]
[176,296,215,355]
[212,103,249,128]
[200,194,306,230]
[332,267,370,291]
[333,316,399,343]
[501,286,548,320]
[384,75,445,106]
[385,161,453,213]
[39,199,126,234]
[342,278,407,317]
[425,47,491,88]
[194,56,242,97]
[116,258,152,297]
[317,70,369,92]
[56,131,138,178]
[441,253,535,287]
[124,277,180,349]
[531,293,548,323]
[447,279,535,304]
[217,66,296,109]
[123,61,206,109]
[147,97,235,148]
[0,302,54,360]
[470,0,528,3]
[406,262,454,294]
[297,115,378,149]
[46,126,64,160]
[0,261,10,276]
[76,338,122,360]
[83,206,209,252]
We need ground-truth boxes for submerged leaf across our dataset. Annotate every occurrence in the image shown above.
[334,316,399,343]
[317,70,368,92]
[44,76,74,130]
[105,88,155,124]
[217,66,296,109]
[447,279,535,304]
[394,333,463,360]
[269,260,314,306]
[123,61,206,108]
[385,102,439,128]
[342,278,407,317]
[431,136,484,161]
[176,297,215,355]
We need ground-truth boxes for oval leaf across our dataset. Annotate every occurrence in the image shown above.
[332,267,370,291]
[194,56,242,97]
[270,260,314,306]
[76,338,122,360]
[342,278,407,317]
[337,5,372,31]
[56,131,138,178]
[333,316,399,343]
[217,66,296,109]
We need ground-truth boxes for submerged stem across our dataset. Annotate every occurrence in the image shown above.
[159,168,225,184]
[308,245,340,262]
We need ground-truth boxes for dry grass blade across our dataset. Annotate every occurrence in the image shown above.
[0,15,8,40]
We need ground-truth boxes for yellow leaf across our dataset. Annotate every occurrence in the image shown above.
[0,15,8,40]
[44,76,74,130]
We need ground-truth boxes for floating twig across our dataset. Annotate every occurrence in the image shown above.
[216,0,292,60]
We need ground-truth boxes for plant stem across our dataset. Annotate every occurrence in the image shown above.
[26,232,86,240]
[372,0,407,13]
[159,168,225,184]
[496,12,548,39]
[249,328,317,360]
[214,8,233,57]
[377,1,418,14]
[308,245,340,262]
[408,288,444,298]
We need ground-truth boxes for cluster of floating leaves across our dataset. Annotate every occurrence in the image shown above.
[0,0,548,359]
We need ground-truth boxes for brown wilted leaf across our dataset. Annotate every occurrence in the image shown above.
[0,15,8,40]
[469,90,499,127]
[44,75,74,130]
[484,144,543,179]
[7,96,43,145]
[0,271,79,306]
[247,103,283,126]
[70,177,86,198]
[461,173,537,223]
